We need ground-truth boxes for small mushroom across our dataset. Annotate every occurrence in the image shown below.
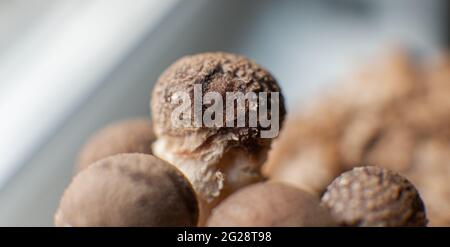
[55,153,198,227]
[206,182,336,227]
[150,52,286,217]
[76,118,155,171]
[321,166,428,227]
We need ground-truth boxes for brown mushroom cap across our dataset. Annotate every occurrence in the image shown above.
[150,52,286,206]
[321,166,428,227]
[77,118,155,172]
[151,52,286,141]
[206,182,336,227]
[55,154,198,227]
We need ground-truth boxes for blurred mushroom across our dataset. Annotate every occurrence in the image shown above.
[77,118,155,172]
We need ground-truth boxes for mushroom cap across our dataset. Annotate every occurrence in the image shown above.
[151,52,286,203]
[321,166,428,227]
[55,154,199,227]
[77,118,155,171]
[151,52,286,142]
[206,182,336,227]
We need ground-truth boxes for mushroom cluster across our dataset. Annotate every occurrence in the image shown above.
[55,50,437,227]
[150,52,286,221]
[264,49,448,226]
[56,52,293,227]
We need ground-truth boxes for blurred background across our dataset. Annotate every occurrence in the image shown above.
[0,0,448,226]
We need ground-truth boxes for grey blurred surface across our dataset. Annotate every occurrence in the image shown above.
[0,0,446,226]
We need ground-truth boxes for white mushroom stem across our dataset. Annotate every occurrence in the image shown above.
[153,136,264,203]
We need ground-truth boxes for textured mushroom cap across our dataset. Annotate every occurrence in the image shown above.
[55,154,198,227]
[321,166,427,227]
[151,52,286,141]
[206,182,336,227]
[77,118,155,171]
[151,52,286,204]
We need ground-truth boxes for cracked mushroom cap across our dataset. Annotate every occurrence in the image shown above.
[206,182,336,227]
[76,118,155,172]
[151,52,286,203]
[321,166,427,227]
[55,154,198,227]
